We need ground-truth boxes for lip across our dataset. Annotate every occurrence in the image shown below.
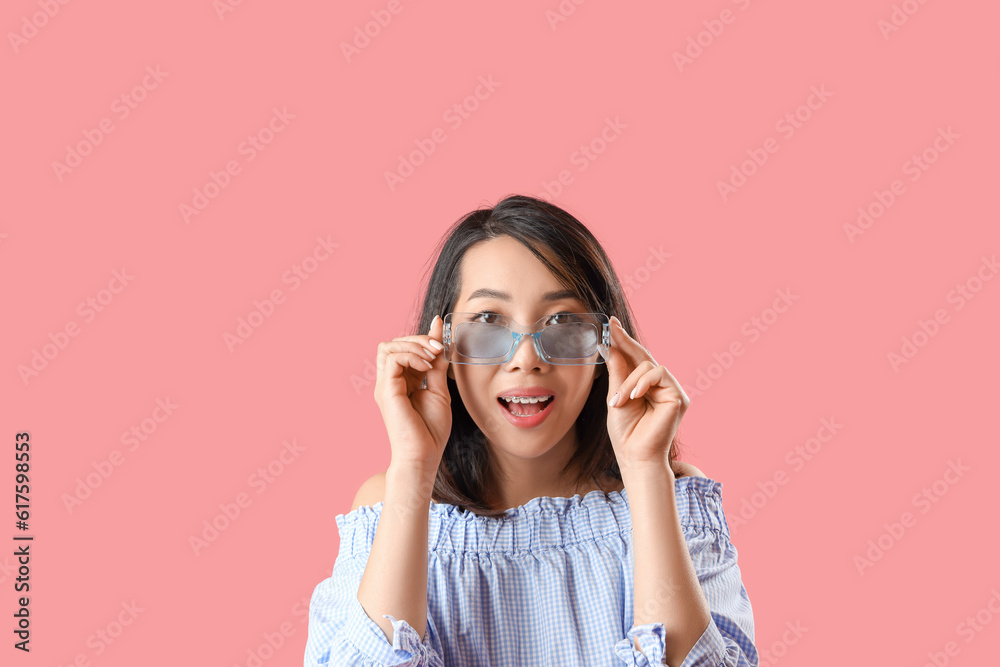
[496,386,556,399]
[496,388,555,429]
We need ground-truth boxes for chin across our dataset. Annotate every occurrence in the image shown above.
[490,424,573,455]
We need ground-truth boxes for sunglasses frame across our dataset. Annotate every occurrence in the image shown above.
[442,311,611,365]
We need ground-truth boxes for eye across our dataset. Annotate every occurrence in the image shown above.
[546,311,579,325]
[472,311,502,323]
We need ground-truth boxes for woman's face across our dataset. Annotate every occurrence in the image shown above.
[447,235,599,462]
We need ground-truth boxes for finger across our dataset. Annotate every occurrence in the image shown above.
[655,364,687,399]
[383,349,435,380]
[391,334,444,361]
[609,315,657,366]
[603,316,654,403]
[375,348,434,404]
[381,338,439,362]
[626,365,687,406]
[608,360,657,407]
[423,315,449,396]
[602,320,632,400]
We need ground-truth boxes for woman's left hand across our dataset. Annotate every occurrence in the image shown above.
[600,315,690,472]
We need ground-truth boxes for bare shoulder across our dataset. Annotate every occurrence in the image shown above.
[672,460,707,479]
[350,471,387,512]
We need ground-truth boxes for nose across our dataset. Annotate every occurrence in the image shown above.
[502,332,548,370]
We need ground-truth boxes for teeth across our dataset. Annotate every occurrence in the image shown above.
[500,395,552,404]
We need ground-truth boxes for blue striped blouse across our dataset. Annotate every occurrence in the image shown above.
[304,476,757,666]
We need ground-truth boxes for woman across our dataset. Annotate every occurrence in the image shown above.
[304,195,757,666]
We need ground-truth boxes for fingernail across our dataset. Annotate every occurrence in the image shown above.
[608,391,619,407]
[629,387,637,400]
[429,339,443,350]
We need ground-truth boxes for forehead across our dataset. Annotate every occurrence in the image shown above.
[456,236,577,304]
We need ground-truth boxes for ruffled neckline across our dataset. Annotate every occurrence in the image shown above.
[335,476,728,555]
[339,475,723,524]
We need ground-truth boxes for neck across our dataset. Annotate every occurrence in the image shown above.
[483,432,622,511]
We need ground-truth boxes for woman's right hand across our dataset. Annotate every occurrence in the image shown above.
[373,314,452,470]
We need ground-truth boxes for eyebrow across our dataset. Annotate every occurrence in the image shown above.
[466,288,582,302]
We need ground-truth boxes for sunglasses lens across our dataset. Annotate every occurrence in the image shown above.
[447,316,602,364]
[454,322,511,360]
[540,322,599,360]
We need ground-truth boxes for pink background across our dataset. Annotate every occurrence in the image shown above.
[3,1,999,665]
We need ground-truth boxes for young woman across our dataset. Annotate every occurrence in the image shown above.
[304,195,757,666]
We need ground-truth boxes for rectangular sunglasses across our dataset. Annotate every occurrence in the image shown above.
[442,312,610,365]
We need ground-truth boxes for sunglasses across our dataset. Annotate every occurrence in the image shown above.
[442,312,610,365]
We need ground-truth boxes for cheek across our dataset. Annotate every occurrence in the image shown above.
[566,387,594,413]
[559,372,597,413]
[453,368,494,410]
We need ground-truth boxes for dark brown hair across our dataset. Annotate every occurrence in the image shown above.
[410,194,683,518]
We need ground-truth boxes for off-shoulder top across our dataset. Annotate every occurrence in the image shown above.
[304,476,757,666]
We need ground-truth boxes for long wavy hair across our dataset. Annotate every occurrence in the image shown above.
[409,194,683,518]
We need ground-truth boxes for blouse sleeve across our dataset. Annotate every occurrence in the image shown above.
[303,530,444,666]
[613,482,758,666]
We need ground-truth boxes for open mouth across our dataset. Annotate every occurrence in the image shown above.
[497,395,554,417]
